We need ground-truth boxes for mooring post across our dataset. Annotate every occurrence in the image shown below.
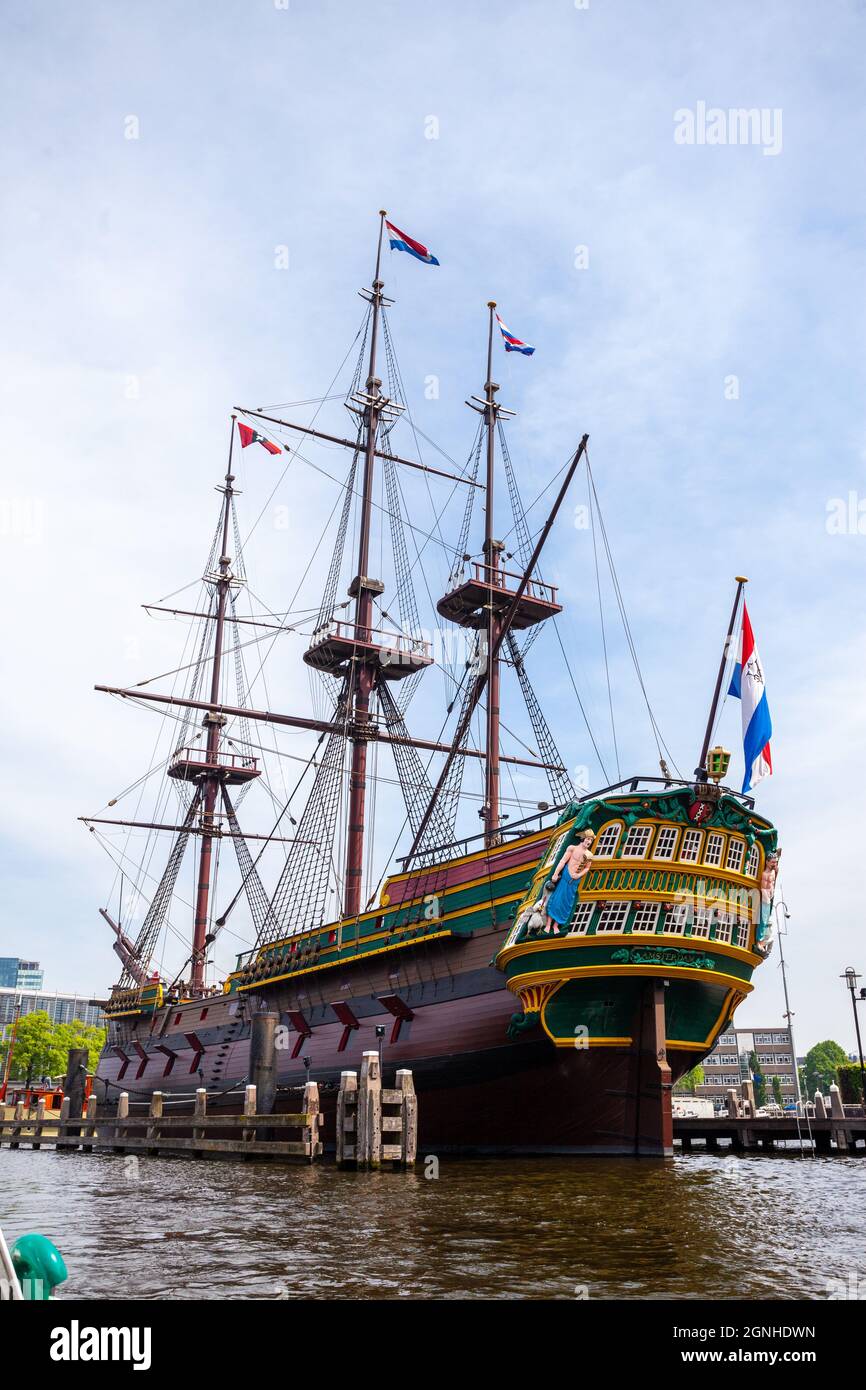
[10,1101,24,1150]
[814,1091,827,1119]
[242,1083,257,1150]
[33,1096,46,1151]
[249,1012,278,1115]
[147,1091,163,1153]
[57,1096,71,1152]
[114,1092,129,1153]
[302,1080,320,1162]
[336,1070,357,1167]
[63,1047,88,1118]
[357,1051,382,1169]
[193,1087,207,1150]
[395,1069,417,1166]
[82,1095,98,1153]
[829,1084,849,1152]
[726,1087,740,1119]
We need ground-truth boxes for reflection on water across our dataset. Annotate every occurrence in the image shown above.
[1,1148,863,1300]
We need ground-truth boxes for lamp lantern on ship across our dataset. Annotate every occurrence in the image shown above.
[706,746,731,784]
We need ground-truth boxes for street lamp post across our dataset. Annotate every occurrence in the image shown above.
[775,903,802,1114]
[841,967,866,1114]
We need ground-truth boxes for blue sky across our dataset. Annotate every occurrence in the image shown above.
[2,1,866,1055]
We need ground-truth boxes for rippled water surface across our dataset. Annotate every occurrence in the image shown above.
[1,1148,862,1300]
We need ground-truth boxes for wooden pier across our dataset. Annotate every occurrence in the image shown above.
[0,1051,418,1168]
[674,1116,866,1153]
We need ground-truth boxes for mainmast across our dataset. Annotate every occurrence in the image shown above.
[190,427,237,992]
[482,301,504,845]
[344,211,388,918]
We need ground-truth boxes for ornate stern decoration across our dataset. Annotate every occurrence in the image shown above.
[506,982,558,1040]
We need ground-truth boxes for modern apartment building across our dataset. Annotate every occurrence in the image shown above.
[695,1025,798,1108]
[0,957,44,990]
[0,986,105,1030]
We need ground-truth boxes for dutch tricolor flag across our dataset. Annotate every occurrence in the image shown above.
[385,220,440,265]
[495,312,535,355]
[728,602,773,793]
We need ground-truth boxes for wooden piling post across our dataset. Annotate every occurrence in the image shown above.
[56,1096,71,1152]
[302,1080,320,1162]
[82,1095,98,1153]
[10,1101,24,1150]
[33,1097,46,1151]
[242,1084,257,1150]
[147,1091,163,1153]
[829,1084,849,1152]
[814,1091,827,1119]
[396,1069,417,1166]
[249,1012,278,1115]
[193,1087,207,1151]
[336,1071,357,1167]
[725,1087,740,1119]
[357,1051,382,1169]
[63,1047,88,1127]
[114,1092,129,1153]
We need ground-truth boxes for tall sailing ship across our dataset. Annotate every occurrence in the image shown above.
[87,213,780,1155]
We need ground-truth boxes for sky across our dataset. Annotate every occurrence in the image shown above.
[2,0,866,1057]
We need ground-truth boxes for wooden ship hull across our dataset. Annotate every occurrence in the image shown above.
[97,784,776,1156]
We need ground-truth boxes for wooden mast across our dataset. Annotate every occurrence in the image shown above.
[190,420,236,993]
[482,301,503,847]
[695,576,747,782]
[344,211,388,919]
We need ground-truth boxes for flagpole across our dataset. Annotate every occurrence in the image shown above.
[695,576,748,782]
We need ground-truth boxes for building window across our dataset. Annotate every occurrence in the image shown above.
[772,1033,789,1044]
[704,833,724,867]
[621,825,653,859]
[745,844,760,878]
[725,839,745,873]
[653,827,679,860]
[680,830,702,863]
[597,901,630,933]
[569,902,595,935]
[665,904,689,934]
[594,823,622,858]
[631,902,660,933]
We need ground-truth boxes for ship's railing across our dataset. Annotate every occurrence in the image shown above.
[169,747,259,774]
[307,619,432,662]
[396,775,757,868]
[445,561,558,605]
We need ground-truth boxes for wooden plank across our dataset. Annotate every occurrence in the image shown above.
[382,1145,402,1160]
[381,1116,402,1132]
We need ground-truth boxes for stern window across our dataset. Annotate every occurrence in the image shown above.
[703,833,724,867]
[680,830,702,863]
[654,827,679,860]
[725,839,745,873]
[621,825,653,858]
[594,823,622,858]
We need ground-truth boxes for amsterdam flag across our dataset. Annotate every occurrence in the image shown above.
[237,422,281,455]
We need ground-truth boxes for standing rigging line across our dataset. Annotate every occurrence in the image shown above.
[585,455,683,779]
[587,462,621,780]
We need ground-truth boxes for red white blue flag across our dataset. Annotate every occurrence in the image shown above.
[495,312,535,356]
[385,220,439,266]
[728,602,772,793]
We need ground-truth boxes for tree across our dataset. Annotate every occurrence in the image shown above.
[804,1040,850,1097]
[674,1064,704,1094]
[771,1075,783,1107]
[749,1050,767,1108]
[0,1011,105,1083]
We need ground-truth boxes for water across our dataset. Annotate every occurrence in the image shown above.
[1,1148,862,1300]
